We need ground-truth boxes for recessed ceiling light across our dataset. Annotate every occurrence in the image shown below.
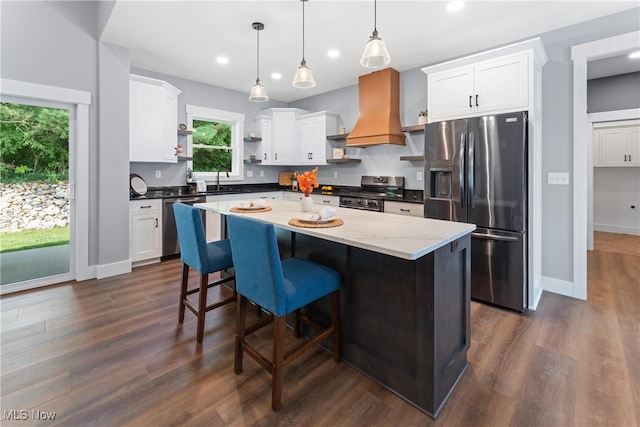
[447,1,464,12]
[216,56,229,64]
[271,72,282,80]
[629,51,640,59]
[328,50,340,58]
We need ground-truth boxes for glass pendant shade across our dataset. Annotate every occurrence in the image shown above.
[292,59,316,88]
[360,30,391,68]
[249,22,268,102]
[249,79,269,102]
[292,0,316,89]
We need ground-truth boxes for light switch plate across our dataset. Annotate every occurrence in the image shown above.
[155,170,161,179]
[417,171,423,181]
[548,172,569,185]
[246,170,253,177]
[260,170,264,177]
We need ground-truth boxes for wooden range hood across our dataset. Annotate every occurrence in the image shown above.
[346,67,405,147]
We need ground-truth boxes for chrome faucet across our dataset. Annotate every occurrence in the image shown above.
[216,168,229,191]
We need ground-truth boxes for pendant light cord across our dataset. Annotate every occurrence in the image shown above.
[302,0,306,61]
[374,0,377,32]
[256,28,260,81]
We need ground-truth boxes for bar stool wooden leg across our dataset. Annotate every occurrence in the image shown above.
[332,291,341,363]
[178,263,189,322]
[293,309,301,338]
[272,315,286,411]
[234,294,247,374]
[196,273,208,344]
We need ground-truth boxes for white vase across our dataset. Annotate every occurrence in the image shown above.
[418,116,427,125]
[300,195,314,212]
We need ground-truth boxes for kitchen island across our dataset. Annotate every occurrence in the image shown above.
[196,199,475,418]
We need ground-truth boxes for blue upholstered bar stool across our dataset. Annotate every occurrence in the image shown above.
[173,203,235,344]
[226,215,341,411]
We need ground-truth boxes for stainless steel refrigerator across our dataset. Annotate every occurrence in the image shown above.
[424,111,528,312]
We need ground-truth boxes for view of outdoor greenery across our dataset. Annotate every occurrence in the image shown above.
[1,102,69,183]
[1,102,70,255]
[192,119,233,173]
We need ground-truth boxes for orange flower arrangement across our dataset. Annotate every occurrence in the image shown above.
[296,166,319,197]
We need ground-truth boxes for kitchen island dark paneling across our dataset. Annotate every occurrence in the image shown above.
[200,200,473,418]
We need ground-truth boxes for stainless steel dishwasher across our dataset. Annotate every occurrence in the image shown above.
[162,196,206,259]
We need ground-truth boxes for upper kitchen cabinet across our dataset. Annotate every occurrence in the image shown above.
[250,114,272,164]
[594,120,640,167]
[271,109,300,165]
[129,74,181,163]
[296,111,338,165]
[423,38,546,122]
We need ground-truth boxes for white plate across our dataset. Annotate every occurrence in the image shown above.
[237,204,267,210]
[297,217,335,224]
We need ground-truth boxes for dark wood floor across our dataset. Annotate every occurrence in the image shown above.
[1,232,638,426]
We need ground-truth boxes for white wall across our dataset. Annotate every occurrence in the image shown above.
[593,168,640,235]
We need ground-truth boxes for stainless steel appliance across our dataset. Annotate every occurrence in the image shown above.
[339,176,404,212]
[162,196,206,259]
[424,111,528,312]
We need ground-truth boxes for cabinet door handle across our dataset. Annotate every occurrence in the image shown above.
[155,218,158,228]
[140,205,152,209]
[469,95,472,108]
[400,208,410,212]
[625,155,628,162]
[476,94,479,107]
[264,153,267,160]
[275,153,278,160]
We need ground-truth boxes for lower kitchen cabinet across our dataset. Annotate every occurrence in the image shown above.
[130,199,162,263]
[283,192,339,207]
[385,200,423,217]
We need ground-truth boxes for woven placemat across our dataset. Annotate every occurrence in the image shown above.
[288,218,343,228]
[229,206,272,213]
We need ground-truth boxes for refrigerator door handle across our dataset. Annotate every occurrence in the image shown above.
[471,232,519,242]
[460,134,466,207]
[469,132,475,208]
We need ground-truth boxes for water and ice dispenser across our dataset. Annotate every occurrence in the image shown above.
[429,160,452,199]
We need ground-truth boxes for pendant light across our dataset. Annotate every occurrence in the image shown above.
[292,0,316,88]
[249,22,269,102]
[360,0,391,68]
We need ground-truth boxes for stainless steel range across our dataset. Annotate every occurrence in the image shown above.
[339,176,405,212]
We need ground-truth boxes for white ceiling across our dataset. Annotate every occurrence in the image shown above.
[101,1,640,102]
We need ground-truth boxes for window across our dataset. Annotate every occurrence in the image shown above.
[185,105,244,182]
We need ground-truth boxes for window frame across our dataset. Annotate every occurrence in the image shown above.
[185,104,244,182]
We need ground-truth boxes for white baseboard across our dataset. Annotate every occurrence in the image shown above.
[594,223,640,236]
[541,275,582,300]
[96,260,132,279]
[528,281,543,311]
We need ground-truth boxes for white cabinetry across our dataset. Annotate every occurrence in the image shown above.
[272,110,301,165]
[296,112,338,165]
[251,115,272,165]
[129,74,181,163]
[130,199,162,263]
[311,194,339,207]
[594,120,640,167]
[423,41,544,122]
[384,201,423,217]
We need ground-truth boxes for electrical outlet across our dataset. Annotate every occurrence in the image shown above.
[155,170,161,179]
[548,172,569,185]
[246,170,253,178]
[417,171,423,181]
[334,171,338,179]
[260,170,264,177]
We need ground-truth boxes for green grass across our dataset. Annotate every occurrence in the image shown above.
[0,226,70,253]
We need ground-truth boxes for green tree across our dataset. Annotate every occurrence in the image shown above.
[0,102,69,182]
[192,120,232,173]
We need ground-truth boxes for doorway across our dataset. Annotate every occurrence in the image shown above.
[0,78,91,295]
[572,30,640,301]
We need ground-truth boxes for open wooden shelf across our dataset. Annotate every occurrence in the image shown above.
[401,125,426,134]
[244,158,262,164]
[400,155,424,161]
[327,158,361,163]
[177,129,193,136]
[327,133,348,141]
[244,137,262,142]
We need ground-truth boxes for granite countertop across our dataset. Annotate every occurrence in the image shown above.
[131,183,424,204]
[196,199,473,260]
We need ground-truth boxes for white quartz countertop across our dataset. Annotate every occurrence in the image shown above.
[195,199,475,261]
